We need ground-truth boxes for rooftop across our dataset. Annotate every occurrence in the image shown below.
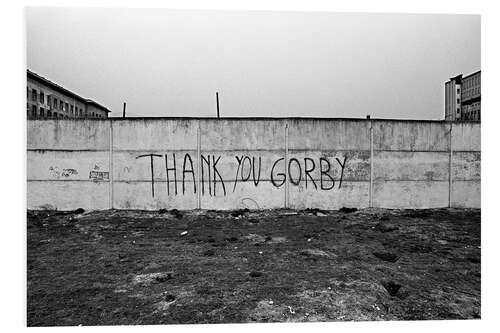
[447,70,481,83]
[27,70,111,113]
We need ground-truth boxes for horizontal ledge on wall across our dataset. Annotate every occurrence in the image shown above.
[450,150,482,153]
[374,150,480,153]
[112,149,198,153]
[27,179,110,182]
[113,149,282,153]
[449,179,481,182]
[112,179,370,183]
[27,149,110,152]
[114,180,198,183]
[373,179,451,182]
[373,149,450,153]
[287,149,371,152]
[199,149,287,153]
[27,149,480,153]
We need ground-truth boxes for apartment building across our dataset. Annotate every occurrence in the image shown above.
[27,70,111,119]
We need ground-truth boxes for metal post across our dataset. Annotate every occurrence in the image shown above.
[122,102,126,118]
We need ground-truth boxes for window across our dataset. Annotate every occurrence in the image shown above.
[53,98,57,108]
[40,108,45,118]
[65,102,69,111]
[70,105,74,116]
[47,111,52,118]
[59,100,63,110]
[40,91,44,104]
[47,95,51,106]
[31,105,37,118]
[32,89,37,102]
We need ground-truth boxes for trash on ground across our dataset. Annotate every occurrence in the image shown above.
[382,281,402,296]
[54,208,85,216]
[249,271,263,277]
[339,207,357,213]
[170,209,183,219]
[132,272,174,285]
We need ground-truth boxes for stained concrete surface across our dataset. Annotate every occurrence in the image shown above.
[27,119,481,210]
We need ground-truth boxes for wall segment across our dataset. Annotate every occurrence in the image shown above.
[27,118,481,210]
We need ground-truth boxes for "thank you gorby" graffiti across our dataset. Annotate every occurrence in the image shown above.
[136,153,348,198]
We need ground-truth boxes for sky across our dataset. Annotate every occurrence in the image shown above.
[26,8,480,119]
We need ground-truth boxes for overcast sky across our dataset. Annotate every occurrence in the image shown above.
[26,8,480,119]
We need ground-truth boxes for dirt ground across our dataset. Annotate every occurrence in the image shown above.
[27,208,481,326]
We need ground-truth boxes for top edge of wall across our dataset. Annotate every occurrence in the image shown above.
[27,118,482,124]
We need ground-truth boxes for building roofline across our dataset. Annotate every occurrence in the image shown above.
[27,70,111,113]
[462,70,481,80]
[84,99,112,113]
[446,70,481,83]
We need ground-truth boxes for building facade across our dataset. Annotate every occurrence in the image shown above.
[27,70,111,120]
[445,70,481,121]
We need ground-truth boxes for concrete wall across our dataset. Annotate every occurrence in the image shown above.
[27,118,480,210]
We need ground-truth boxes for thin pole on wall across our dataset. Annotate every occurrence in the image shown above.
[122,102,127,118]
[448,123,453,208]
[284,122,289,209]
[368,115,373,208]
[216,92,220,118]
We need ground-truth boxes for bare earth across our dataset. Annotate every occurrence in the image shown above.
[27,208,481,326]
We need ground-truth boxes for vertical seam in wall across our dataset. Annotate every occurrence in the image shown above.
[284,121,289,209]
[109,120,114,209]
[448,123,453,208]
[369,121,374,208]
[197,121,201,210]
